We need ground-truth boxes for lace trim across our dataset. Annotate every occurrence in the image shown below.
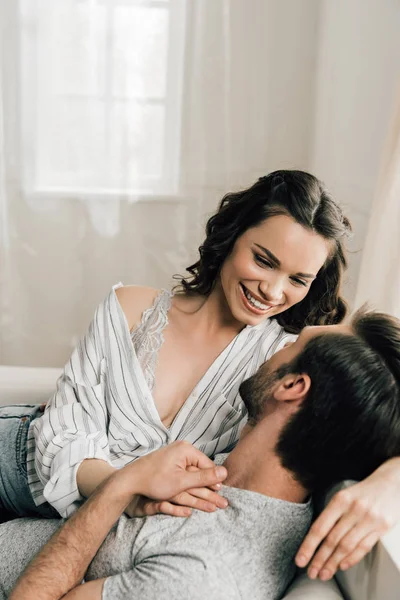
[131,289,173,391]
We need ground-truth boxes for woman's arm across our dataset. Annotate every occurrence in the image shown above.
[76,459,116,498]
[61,579,105,600]
[32,297,113,517]
[73,286,160,500]
[295,456,400,580]
[32,285,158,517]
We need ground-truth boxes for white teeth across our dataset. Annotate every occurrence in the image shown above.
[244,288,269,311]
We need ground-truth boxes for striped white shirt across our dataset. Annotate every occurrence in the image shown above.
[27,284,296,517]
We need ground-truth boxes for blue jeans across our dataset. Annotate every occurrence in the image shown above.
[0,405,58,520]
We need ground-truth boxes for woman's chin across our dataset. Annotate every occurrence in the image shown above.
[234,305,273,327]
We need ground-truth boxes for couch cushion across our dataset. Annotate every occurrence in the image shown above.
[0,366,61,406]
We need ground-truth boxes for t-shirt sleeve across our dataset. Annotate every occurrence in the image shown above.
[31,296,112,518]
[102,557,240,600]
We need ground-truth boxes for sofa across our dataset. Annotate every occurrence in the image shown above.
[1,365,399,599]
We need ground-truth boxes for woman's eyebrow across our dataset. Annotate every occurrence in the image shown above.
[254,244,280,266]
[254,243,316,279]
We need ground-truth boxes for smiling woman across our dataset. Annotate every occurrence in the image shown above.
[179,170,351,332]
[0,169,352,525]
[219,214,330,325]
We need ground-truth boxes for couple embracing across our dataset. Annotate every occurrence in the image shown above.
[1,171,400,599]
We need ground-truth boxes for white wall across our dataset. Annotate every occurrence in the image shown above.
[1,0,399,366]
[187,0,400,309]
[310,0,400,306]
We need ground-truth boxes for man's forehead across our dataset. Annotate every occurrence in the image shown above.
[299,323,353,344]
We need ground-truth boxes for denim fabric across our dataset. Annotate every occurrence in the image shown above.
[0,405,58,520]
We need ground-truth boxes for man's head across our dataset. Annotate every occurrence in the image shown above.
[239,309,400,493]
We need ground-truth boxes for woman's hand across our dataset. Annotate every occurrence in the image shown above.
[295,457,400,580]
[119,441,228,517]
[124,464,228,518]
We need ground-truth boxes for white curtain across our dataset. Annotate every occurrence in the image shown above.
[0,0,321,367]
[0,0,399,367]
[355,93,400,318]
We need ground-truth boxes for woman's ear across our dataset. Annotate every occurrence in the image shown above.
[273,373,311,405]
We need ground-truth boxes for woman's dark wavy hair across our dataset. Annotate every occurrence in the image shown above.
[177,170,352,333]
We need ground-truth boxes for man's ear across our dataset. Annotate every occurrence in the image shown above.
[273,373,311,405]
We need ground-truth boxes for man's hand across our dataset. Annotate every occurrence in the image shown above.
[125,463,228,518]
[120,441,227,510]
[295,457,400,580]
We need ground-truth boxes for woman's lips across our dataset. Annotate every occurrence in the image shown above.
[239,283,275,316]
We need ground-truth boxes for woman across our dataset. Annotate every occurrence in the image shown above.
[0,169,350,522]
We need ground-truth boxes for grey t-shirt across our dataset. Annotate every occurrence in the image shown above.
[0,460,312,600]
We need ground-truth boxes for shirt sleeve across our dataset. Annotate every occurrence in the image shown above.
[31,298,112,518]
[265,329,298,361]
[275,331,298,352]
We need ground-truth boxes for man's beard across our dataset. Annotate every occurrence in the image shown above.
[239,367,280,425]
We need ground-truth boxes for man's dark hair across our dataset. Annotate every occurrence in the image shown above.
[176,170,351,333]
[276,310,400,493]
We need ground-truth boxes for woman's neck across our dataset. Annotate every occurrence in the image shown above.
[172,282,245,336]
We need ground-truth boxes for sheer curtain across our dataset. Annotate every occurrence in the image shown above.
[0,0,320,367]
[355,93,400,318]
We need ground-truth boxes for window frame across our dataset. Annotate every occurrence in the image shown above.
[20,0,187,203]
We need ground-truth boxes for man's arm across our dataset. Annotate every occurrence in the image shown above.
[9,442,227,600]
[9,474,129,600]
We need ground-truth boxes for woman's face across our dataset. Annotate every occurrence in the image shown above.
[219,214,331,326]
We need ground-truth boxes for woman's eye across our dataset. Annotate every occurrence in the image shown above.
[254,254,273,268]
[253,252,309,287]
[291,278,308,287]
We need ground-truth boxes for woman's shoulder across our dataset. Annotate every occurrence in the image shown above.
[271,318,298,342]
[115,285,162,331]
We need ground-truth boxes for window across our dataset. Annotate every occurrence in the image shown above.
[20,0,186,198]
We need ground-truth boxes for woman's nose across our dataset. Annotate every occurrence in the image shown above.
[259,277,284,303]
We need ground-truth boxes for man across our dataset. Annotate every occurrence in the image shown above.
[2,309,400,600]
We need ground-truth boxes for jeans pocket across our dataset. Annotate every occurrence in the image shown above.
[15,415,31,477]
